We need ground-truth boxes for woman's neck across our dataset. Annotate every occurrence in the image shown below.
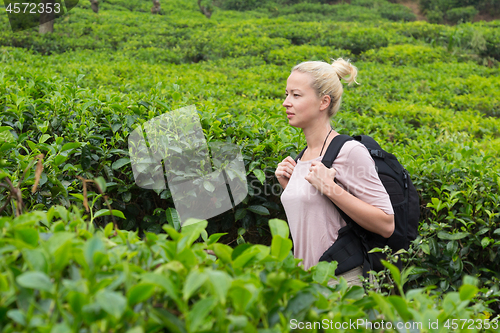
[303,122,335,154]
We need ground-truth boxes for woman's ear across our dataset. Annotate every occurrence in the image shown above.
[319,95,331,112]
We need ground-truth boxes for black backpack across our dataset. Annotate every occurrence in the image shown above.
[295,134,420,276]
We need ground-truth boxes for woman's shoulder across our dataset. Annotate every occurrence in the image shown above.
[338,139,368,157]
[334,139,374,166]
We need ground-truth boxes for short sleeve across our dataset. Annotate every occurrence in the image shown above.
[333,141,394,216]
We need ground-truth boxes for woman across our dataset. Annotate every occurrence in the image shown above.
[275,58,395,287]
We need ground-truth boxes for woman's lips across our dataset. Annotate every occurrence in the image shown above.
[287,113,294,119]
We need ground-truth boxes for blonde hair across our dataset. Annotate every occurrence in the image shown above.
[292,58,358,117]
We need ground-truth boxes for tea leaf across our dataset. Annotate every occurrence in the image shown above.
[94,209,125,219]
[16,271,53,292]
[247,205,269,216]
[96,290,127,319]
[270,235,292,261]
[252,169,265,185]
[437,231,469,240]
[183,270,208,301]
[127,283,156,306]
[268,218,289,238]
[112,158,130,170]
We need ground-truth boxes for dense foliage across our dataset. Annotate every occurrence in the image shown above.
[0,0,499,329]
[1,209,498,332]
[419,0,500,23]
[215,0,417,22]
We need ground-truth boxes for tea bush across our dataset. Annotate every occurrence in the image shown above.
[266,45,352,66]
[219,0,415,22]
[2,38,500,289]
[426,9,444,24]
[361,44,451,65]
[0,207,498,332]
[378,2,416,22]
[446,6,479,24]
[1,4,499,61]
[419,0,500,17]
[266,3,383,22]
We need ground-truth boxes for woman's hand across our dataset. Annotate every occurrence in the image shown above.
[275,156,296,189]
[304,160,336,194]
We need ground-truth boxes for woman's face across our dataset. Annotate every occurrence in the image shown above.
[283,71,325,128]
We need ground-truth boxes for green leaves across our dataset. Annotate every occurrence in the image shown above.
[207,270,231,305]
[181,219,208,245]
[1,207,498,332]
[459,284,478,301]
[60,142,81,153]
[312,261,337,284]
[0,126,15,143]
[247,205,270,216]
[270,235,292,261]
[112,158,130,170]
[183,271,208,301]
[207,232,227,245]
[229,282,254,314]
[187,297,216,332]
[84,236,106,268]
[94,209,126,219]
[95,290,127,319]
[212,243,233,263]
[81,144,92,170]
[437,231,469,240]
[23,248,48,273]
[166,208,181,231]
[268,219,293,261]
[233,245,269,269]
[252,169,266,185]
[141,273,178,300]
[14,228,39,247]
[269,218,289,239]
[127,283,156,306]
[94,176,107,193]
[16,271,53,292]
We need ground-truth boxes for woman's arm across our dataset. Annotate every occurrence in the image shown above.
[305,160,395,238]
[323,180,394,238]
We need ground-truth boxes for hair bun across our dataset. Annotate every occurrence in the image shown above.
[331,58,359,86]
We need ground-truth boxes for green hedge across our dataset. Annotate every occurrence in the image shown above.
[1,46,500,294]
[0,6,498,61]
[419,0,500,17]
[446,6,479,24]
[0,208,498,332]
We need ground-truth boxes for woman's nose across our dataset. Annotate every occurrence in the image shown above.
[283,95,291,107]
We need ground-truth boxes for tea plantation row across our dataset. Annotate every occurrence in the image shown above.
[0,208,498,332]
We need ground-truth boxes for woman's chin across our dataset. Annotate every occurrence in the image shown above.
[287,119,302,128]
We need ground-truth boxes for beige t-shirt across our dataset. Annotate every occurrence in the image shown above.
[280,140,394,270]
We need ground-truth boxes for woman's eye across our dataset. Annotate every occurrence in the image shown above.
[294,94,299,97]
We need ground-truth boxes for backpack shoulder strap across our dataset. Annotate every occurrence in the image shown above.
[294,146,307,163]
[321,134,356,225]
[323,134,374,275]
[321,134,354,168]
